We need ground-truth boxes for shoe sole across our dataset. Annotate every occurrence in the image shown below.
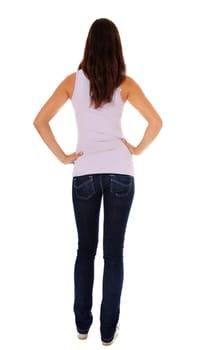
[102,340,114,346]
[77,333,88,340]
[102,325,119,346]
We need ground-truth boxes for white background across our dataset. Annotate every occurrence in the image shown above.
[0,0,204,349]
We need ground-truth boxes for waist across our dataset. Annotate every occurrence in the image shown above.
[76,138,124,154]
[73,143,134,177]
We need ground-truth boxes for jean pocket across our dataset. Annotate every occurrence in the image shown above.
[73,175,96,200]
[110,174,134,198]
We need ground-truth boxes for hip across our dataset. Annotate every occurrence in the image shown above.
[73,144,134,177]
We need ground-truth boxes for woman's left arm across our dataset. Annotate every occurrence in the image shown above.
[33,73,83,164]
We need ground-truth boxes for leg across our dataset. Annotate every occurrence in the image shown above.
[100,174,135,342]
[72,175,102,333]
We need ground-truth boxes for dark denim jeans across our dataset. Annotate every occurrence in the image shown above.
[72,173,135,342]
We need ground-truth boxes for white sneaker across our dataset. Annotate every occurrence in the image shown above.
[77,332,88,340]
[102,324,119,346]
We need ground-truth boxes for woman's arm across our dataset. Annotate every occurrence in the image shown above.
[33,73,83,164]
[122,76,163,155]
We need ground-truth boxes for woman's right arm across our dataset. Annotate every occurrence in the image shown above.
[122,76,163,155]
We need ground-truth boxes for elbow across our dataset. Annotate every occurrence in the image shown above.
[149,118,162,137]
[33,118,41,133]
[33,118,38,129]
[33,116,45,132]
[158,118,163,131]
[155,117,163,133]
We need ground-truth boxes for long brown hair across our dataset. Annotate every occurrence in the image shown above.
[78,18,126,108]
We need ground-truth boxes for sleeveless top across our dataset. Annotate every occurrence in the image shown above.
[71,69,134,177]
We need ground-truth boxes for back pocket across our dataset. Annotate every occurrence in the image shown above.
[111,175,134,198]
[73,175,96,200]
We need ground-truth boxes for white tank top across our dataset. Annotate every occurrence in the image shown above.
[71,69,134,177]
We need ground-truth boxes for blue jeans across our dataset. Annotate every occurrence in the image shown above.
[72,173,135,342]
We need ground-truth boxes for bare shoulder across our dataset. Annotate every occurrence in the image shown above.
[120,76,142,102]
[60,72,76,98]
[122,76,162,126]
[124,75,142,91]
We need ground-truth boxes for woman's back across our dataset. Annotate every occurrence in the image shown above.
[71,69,134,177]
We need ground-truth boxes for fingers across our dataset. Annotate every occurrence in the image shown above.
[122,139,131,152]
[121,139,135,155]
[73,151,83,161]
[76,151,84,157]
[122,139,130,149]
[71,151,84,163]
[122,138,127,145]
[61,151,84,164]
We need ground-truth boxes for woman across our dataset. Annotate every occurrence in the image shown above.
[33,18,162,346]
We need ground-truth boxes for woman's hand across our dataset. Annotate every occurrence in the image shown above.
[122,139,141,155]
[61,152,84,164]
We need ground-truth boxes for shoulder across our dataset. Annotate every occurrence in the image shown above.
[122,76,141,90]
[120,76,141,101]
[61,72,76,98]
